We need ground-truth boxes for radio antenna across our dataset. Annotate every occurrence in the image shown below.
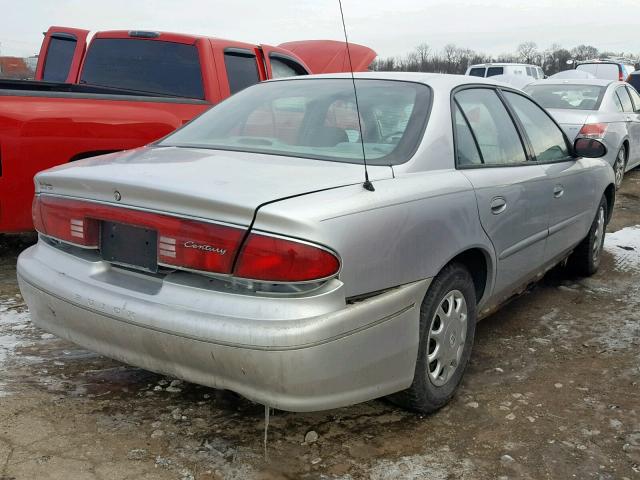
[337,0,375,192]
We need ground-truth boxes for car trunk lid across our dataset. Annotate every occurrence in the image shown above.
[35,145,393,227]
[547,109,595,140]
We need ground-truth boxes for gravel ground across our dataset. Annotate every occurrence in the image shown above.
[0,171,639,480]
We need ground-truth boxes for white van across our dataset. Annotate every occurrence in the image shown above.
[466,63,545,80]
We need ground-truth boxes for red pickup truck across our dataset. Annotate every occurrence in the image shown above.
[0,27,375,233]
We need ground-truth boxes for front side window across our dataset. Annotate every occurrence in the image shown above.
[224,51,260,94]
[486,66,504,77]
[616,87,634,112]
[469,67,485,77]
[159,79,431,165]
[504,91,570,163]
[270,55,308,79]
[524,84,605,110]
[42,36,77,82]
[80,38,204,98]
[454,88,527,166]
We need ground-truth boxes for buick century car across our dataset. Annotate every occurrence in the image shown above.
[18,73,615,413]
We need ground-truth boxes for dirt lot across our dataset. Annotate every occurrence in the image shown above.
[1,172,639,480]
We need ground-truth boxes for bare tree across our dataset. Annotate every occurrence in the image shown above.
[517,42,538,64]
[571,45,599,61]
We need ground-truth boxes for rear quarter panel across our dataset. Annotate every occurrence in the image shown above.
[253,170,495,301]
[0,93,210,232]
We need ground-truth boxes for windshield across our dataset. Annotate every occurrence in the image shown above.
[159,79,431,165]
[79,38,204,99]
[576,63,619,80]
[524,84,605,110]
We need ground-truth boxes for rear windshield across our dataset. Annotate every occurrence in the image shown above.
[79,38,204,99]
[524,84,606,110]
[576,63,619,80]
[486,67,504,77]
[159,79,431,166]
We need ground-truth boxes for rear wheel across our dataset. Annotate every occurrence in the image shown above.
[390,263,476,413]
[614,145,626,190]
[568,195,608,277]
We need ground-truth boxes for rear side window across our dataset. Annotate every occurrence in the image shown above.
[486,67,504,77]
[42,36,77,82]
[270,55,308,79]
[80,38,204,98]
[504,91,570,163]
[454,105,483,166]
[455,88,527,166]
[224,51,260,94]
[616,87,634,112]
[626,86,640,111]
[526,66,533,77]
[469,67,485,77]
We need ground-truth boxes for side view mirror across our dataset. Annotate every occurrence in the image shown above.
[566,59,575,65]
[574,138,607,158]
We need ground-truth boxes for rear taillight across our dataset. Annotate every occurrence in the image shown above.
[619,70,625,81]
[33,195,245,273]
[579,123,608,138]
[34,195,340,282]
[234,233,340,282]
[34,195,99,247]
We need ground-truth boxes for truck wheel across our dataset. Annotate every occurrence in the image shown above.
[568,195,608,277]
[390,263,476,413]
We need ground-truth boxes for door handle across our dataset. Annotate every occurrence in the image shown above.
[553,185,564,198]
[490,196,507,215]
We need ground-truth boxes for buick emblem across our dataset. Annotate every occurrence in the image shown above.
[114,190,122,201]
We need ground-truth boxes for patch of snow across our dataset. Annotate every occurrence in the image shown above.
[369,453,474,480]
[604,225,640,273]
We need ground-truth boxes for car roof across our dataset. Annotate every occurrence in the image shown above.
[526,78,620,87]
[269,71,518,89]
[468,63,537,68]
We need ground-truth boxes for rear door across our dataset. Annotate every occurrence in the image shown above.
[454,87,550,302]
[615,86,640,165]
[502,90,594,264]
[35,26,89,83]
[624,85,640,168]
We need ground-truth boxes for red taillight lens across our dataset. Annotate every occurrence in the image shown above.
[579,123,608,138]
[34,195,245,274]
[234,233,340,282]
[619,70,625,81]
[35,195,99,247]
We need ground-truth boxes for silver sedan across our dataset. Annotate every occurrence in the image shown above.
[18,73,615,413]
[525,78,640,188]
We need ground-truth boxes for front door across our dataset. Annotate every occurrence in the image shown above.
[501,90,595,264]
[35,27,89,83]
[453,87,550,302]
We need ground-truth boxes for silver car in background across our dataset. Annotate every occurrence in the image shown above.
[18,73,615,413]
[525,79,640,188]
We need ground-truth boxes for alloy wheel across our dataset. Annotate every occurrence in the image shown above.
[426,289,468,387]
[592,205,605,264]
[615,147,625,189]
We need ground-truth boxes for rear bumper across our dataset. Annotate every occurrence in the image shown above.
[17,240,430,411]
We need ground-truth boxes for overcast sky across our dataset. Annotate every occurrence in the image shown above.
[1,0,639,59]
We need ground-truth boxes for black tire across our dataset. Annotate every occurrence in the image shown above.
[568,195,608,277]
[389,263,477,413]
[614,145,626,190]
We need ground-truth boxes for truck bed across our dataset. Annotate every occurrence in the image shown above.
[0,82,211,232]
